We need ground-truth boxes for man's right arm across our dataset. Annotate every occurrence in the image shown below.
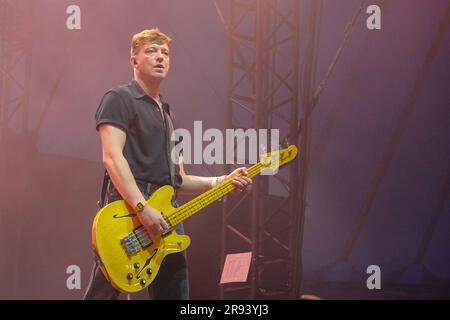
[99,124,169,240]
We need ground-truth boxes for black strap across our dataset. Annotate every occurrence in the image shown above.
[135,179,159,195]
[98,170,110,208]
[162,103,177,187]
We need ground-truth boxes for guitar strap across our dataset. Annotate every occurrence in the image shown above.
[98,170,110,209]
[162,102,177,188]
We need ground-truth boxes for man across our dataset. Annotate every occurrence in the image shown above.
[83,28,251,300]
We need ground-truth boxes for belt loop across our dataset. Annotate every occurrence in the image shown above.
[146,182,152,195]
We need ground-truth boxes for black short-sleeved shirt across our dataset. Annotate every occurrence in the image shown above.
[95,79,182,189]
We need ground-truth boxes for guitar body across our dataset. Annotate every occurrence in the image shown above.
[92,185,191,293]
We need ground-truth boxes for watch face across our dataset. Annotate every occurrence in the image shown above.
[136,202,145,211]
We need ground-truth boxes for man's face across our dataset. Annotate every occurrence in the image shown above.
[133,41,170,81]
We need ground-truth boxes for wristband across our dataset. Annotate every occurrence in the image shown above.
[211,177,219,187]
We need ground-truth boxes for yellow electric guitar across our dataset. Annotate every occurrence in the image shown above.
[91,145,298,293]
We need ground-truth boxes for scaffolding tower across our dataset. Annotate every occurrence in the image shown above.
[219,0,305,299]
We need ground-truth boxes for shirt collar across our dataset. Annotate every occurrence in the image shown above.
[130,79,171,114]
[130,79,147,99]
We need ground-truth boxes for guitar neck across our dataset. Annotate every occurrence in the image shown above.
[166,162,263,227]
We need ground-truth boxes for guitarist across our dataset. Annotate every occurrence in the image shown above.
[83,28,252,300]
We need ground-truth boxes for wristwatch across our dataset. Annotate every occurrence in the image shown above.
[135,202,146,213]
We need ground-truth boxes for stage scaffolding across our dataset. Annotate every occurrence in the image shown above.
[218,0,308,299]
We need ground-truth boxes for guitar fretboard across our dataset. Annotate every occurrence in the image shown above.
[166,161,263,226]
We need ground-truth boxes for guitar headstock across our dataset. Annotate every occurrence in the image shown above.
[260,145,298,175]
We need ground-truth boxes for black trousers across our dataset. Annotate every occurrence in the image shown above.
[83,184,189,300]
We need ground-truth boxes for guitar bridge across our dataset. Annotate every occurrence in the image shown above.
[121,226,155,255]
[121,233,142,255]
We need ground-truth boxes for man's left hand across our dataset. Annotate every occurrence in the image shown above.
[222,167,252,194]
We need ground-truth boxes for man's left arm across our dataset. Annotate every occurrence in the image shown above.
[178,155,252,194]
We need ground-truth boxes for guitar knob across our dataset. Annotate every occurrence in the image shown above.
[127,273,133,280]
[140,279,147,285]
[133,262,140,269]
[146,268,153,275]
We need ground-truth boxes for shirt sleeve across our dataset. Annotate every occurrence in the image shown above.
[95,90,134,133]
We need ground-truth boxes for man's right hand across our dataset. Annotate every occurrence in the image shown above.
[138,206,170,241]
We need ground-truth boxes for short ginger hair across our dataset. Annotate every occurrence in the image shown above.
[130,28,172,56]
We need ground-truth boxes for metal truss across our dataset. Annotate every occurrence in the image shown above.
[0,0,33,144]
[218,0,303,299]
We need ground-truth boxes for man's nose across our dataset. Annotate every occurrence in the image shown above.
[156,51,164,61]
